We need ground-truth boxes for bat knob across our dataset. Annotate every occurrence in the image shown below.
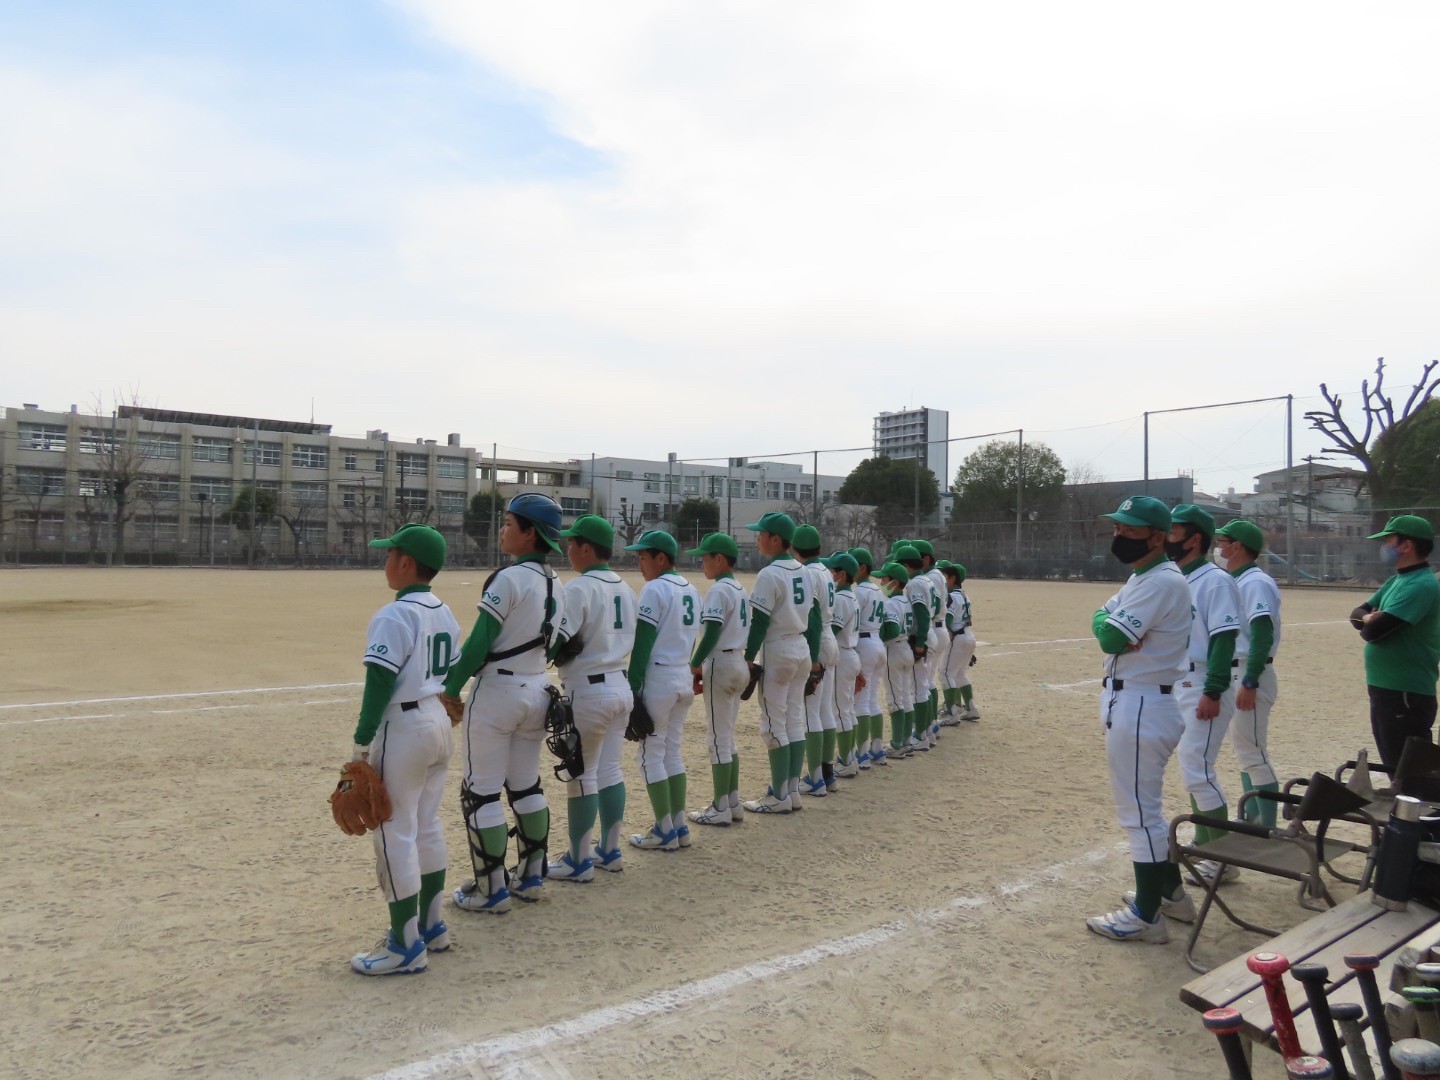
[1391,1037,1440,1076]
[1400,986,1440,1005]
[1345,952,1381,971]
[1331,1002,1364,1022]
[1417,962,1440,987]
[1291,962,1330,985]
[1203,1007,1243,1035]
[1249,951,1292,977]
[1285,1056,1333,1079]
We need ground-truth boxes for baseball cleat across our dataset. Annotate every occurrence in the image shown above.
[802,776,828,798]
[1187,859,1241,887]
[1122,889,1197,924]
[835,759,859,779]
[1085,903,1170,944]
[687,803,733,827]
[908,736,929,754]
[676,824,692,848]
[452,880,511,915]
[351,932,428,975]
[629,826,680,851]
[855,750,872,770]
[788,790,804,811]
[591,846,624,873]
[509,873,545,902]
[741,788,791,814]
[869,747,888,766]
[886,742,910,760]
[420,921,451,952]
[729,800,745,823]
[960,707,980,722]
[546,853,595,882]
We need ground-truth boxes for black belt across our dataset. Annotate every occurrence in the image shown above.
[1103,678,1172,693]
[859,632,873,638]
[496,668,515,676]
[400,700,419,711]
[721,647,740,653]
[1231,657,1274,667]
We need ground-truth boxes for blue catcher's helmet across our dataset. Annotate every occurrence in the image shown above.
[506,492,564,552]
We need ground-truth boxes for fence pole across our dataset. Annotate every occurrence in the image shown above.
[1015,428,1024,560]
[1285,394,1295,585]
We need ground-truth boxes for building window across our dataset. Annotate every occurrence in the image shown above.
[138,477,181,502]
[644,472,661,493]
[800,484,813,501]
[140,434,182,459]
[767,482,780,499]
[398,452,428,476]
[79,429,117,456]
[344,452,357,471]
[822,489,833,503]
[642,502,661,520]
[192,437,232,463]
[292,481,327,507]
[746,480,759,499]
[191,478,234,504]
[396,488,428,513]
[243,442,282,467]
[292,445,328,470]
[560,496,590,514]
[15,468,65,496]
[568,473,582,486]
[18,423,67,452]
[436,457,467,479]
[342,525,356,548]
[684,476,700,495]
[783,483,797,500]
[436,490,466,514]
[76,472,108,498]
[615,469,633,481]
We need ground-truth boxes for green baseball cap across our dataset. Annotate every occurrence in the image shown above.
[1103,495,1171,531]
[849,546,875,568]
[559,514,615,549]
[952,562,967,581]
[1368,514,1437,542]
[1170,503,1216,540]
[686,532,739,559]
[910,539,934,557]
[624,529,679,557]
[892,544,922,565]
[745,512,796,542]
[370,522,447,571]
[792,524,821,551]
[824,552,859,577]
[1215,519,1264,553]
[876,561,909,585]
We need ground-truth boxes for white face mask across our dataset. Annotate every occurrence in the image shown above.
[1213,548,1228,567]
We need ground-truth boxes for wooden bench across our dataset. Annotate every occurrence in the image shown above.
[1180,895,1440,1066]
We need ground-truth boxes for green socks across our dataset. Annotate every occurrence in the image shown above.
[768,746,790,796]
[806,730,824,775]
[388,894,420,947]
[514,807,549,878]
[667,772,687,819]
[566,793,599,861]
[478,823,509,890]
[645,778,672,832]
[821,729,837,767]
[1131,861,1166,922]
[944,688,959,710]
[418,870,445,933]
[960,685,973,707]
[728,755,740,804]
[890,711,905,747]
[788,739,806,786]
[1190,797,1227,846]
[837,729,854,763]
[597,782,626,855]
[710,763,729,806]
[1241,775,1280,828]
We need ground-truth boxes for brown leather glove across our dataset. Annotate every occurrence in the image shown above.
[329,760,393,836]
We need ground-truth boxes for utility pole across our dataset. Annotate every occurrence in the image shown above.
[1015,428,1024,560]
[490,443,499,567]
[248,419,259,568]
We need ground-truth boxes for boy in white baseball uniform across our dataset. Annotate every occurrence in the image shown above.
[826,552,863,777]
[1214,519,1283,829]
[685,532,751,826]
[938,561,978,724]
[348,524,462,976]
[913,540,949,736]
[546,515,636,881]
[1166,504,1242,887]
[850,547,888,767]
[740,512,822,814]
[1087,496,1195,944]
[876,562,918,759]
[794,524,840,796]
[624,530,702,851]
[894,545,936,750]
[443,493,564,915]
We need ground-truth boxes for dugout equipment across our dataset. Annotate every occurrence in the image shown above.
[625,698,655,742]
[543,686,584,782]
[329,760,393,836]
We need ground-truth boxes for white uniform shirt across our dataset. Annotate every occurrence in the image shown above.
[947,588,972,632]
[555,566,636,681]
[1183,560,1242,665]
[832,586,859,650]
[700,576,750,652]
[855,579,886,636]
[636,571,702,666]
[750,556,813,638]
[1100,559,1191,685]
[925,568,948,627]
[364,590,463,703]
[903,576,935,639]
[883,591,915,644]
[1233,564,1282,658]
[803,559,836,637]
[479,558,559,676]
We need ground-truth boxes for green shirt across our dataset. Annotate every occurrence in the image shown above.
[1364,564,1440,696]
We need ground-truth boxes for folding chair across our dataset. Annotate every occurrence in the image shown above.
[1170,773,1371,973]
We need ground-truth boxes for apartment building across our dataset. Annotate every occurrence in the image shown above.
[873,407,949,487]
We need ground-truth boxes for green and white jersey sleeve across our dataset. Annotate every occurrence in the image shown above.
[636,572,702,665]
[804,561,835,630]
[1101,560,1191,684]
[855,580,886,634]
[701,577,750,651]
[556,568,636,680]
[478,560,557,675]
[926,569,948,626]
[903,577,929,624]
[1184,561,1242,664]
[364,592,463,702]
[750,557,812,637]
[883,593,912,640]
[1234,564,1281,657]
[832,587,859,649]
[947,588,970,631]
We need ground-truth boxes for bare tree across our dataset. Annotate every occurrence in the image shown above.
[12,466,63,555]
[1306,357,1439,524]
[821,504,882,552]
[89,397,168,565]
[615,499,645,549]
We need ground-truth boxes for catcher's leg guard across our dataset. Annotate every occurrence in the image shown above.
[506,780,549,896]
[457,784,509,911]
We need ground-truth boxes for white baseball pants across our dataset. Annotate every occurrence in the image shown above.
[758,634,810,750]
[701,651,748,765]
[638,666,694,785]
[1175,677,1236,814]
[565,673,632,797]
[370,697,452,902]
[1228,664,1279,788]
[1100,683,1184,862]
[461,671,549,829]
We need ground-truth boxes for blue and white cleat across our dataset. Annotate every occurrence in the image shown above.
[351,932,427,976]
[452,879,511,915]
[1085,903,1169,943]
[546,852,595,883]
[420,921,451,952]
[629,825,680,851]
[591,846,624,873]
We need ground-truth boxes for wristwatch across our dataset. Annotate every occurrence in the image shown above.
[1203,690,1222,702]
[1241,676,1260,690]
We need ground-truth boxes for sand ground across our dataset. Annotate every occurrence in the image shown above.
[0,567,1382,1079]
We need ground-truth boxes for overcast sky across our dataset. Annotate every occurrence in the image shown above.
[4,1,1437,494]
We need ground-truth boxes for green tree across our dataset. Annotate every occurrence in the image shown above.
[224,485,278,561]
[1306,357,1439,525]
[837,457,940,528]
[464,492,504,547]
[950,439,1066,523]
[1372,397,1440,511]
[673,498,720,542]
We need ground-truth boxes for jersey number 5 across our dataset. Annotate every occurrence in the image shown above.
[792,577,805,605]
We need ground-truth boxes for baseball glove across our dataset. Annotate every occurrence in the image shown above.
[968,653,977,668]
[691,666,704,697]
[440,693,466,726]
[740,662,763,701]
[552,633,585,665]
[804,662,825,697]
[330,760,393,836]
[625,698,655,742]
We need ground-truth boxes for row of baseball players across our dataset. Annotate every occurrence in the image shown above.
[345,494,981,975]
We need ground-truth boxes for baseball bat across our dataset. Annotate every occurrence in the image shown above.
[1332,1002,1377,1080]
[1391,1038,1440,1080]
[740,665,762,701]
[1293,962,1351,1080]
[1350,953,1403,1080]
[1402,988,1440,1044]
[1204,1007,1254,1080]
[1250,952,1304,1060]
[1288,1058,1335,1079]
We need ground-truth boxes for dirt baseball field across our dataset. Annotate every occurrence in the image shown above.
[0,568,1382,1079]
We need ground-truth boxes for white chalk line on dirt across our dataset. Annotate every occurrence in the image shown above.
[367,844,1123,1080]
[0,681,362,712]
